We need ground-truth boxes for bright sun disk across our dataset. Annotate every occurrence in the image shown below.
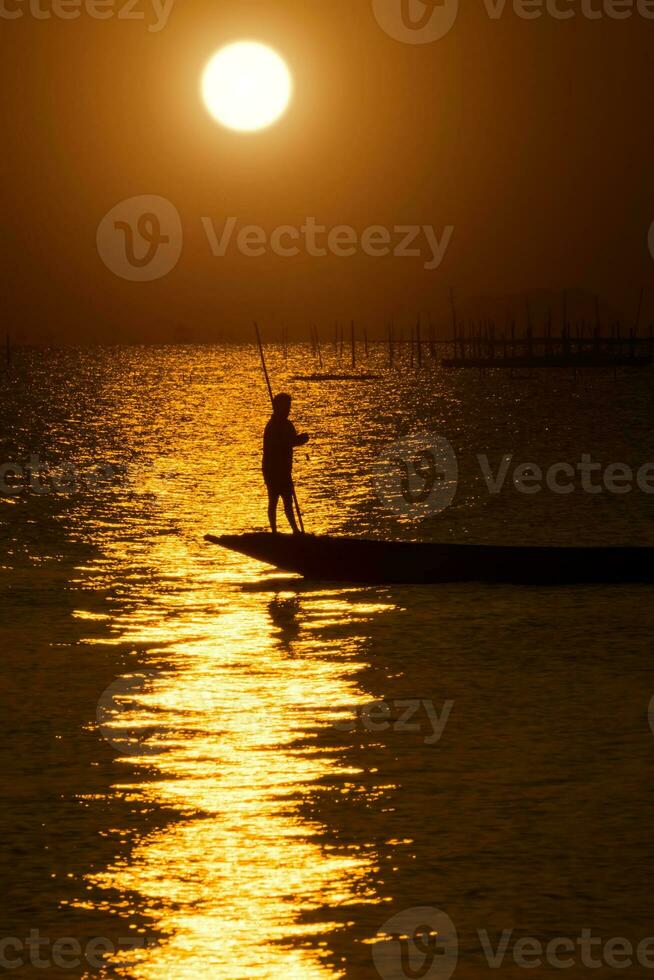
[201,42,293,133]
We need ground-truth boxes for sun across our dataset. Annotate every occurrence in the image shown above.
[201,42,293,133]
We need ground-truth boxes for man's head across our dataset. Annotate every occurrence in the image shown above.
[272,392,292,419]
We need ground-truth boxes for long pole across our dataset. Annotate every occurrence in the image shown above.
[255,322,274,401]
[449,287,459,359]
[635,286,644,335]
[254,323,305,533]
[313,325,323,369]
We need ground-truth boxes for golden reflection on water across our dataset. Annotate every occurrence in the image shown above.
[9,346,654,980]
[87,592,386,978]
[68,354,401,977]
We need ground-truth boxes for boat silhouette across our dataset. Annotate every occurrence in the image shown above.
[205,533,654,585]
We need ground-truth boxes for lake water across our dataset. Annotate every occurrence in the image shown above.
[2,345,654,979]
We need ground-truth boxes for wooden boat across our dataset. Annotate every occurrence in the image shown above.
[291,373,380,382]
[442,355,652,370]
[205,533,654,585]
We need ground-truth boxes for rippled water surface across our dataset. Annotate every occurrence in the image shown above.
[2,346,654,979]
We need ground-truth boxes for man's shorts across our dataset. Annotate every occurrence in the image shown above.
[264,475,294,496]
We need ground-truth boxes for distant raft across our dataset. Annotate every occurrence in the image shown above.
[290,373,381,382]
[205,532,654,585]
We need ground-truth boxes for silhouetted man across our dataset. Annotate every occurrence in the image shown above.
[262,393,309,534]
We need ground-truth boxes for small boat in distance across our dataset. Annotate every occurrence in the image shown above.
[291,373,380,382]
[205,533,654,585]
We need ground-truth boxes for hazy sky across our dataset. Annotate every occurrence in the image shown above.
[3,0,654,342]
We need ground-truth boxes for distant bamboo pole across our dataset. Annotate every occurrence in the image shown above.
[313,325,323,369]
[350,320,356,370]
[450,288,465,361]
[635,286,645,335]
[416,316,422,367]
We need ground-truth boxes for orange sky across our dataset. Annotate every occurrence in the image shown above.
[3,0,654,342]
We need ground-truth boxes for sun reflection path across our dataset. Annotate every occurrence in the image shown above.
[64,350,405,978]
[84,590,391,979]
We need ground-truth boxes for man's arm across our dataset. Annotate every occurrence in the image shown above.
[288,421,309,447]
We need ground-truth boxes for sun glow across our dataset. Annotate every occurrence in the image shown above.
[201,42,293,133]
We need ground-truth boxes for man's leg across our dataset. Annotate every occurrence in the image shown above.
[267,488,280,533]
[281,491,299,534]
